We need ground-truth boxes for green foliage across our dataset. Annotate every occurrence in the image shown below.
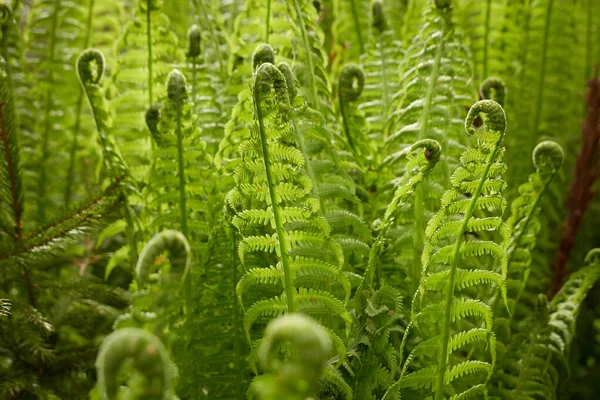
[1,1,600,399]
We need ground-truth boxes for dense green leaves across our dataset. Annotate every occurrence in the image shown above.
[1,1,600,399]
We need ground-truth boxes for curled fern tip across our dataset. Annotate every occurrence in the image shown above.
[465,99,506,136]
[252,43,276,71]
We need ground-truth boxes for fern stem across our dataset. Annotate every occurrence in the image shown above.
[291,0,319,109]
[38,0,62,224]
[253,74,296,313]
[532,0,554,139]
[147,3,153,106]
[411,186,424,294]
[338,93,356,152]
[265,0,271,43]
[378,32,390,142]
[482,0,491,78]
[65,0,95,208]
[231,231,243,399]
[349,0,365,54]
[434,135,504,400]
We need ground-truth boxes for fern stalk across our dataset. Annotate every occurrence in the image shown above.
[147,2,153,106]
[348,0,365,54]
[290,0,318,108]
[483,0,492,78]
[38,0,62,224]
[532,0,554,140]
[65,0,96,208]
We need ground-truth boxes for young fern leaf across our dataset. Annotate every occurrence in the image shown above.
[338,63,365,155]
[96,327,174,400]
[228,62,350,343]
[387,100,509,400]
[362,139,442,290]
[480,76,506,106]
[77,49,139,272]
[498,141,563,322]
[135,230,191,288]
[248,314,331,400]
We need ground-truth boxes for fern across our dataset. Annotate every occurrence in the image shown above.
[386,99,509,400]
[489,248,600,399]
[248,313,332,400]
[111,0,184,180]
[96,327,175,400]
[496,141,563,324]
[227,62,350,344]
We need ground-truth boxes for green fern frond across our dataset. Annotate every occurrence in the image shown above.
[389,100,508,400]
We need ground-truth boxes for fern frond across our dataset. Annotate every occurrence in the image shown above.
[391,100,508,400]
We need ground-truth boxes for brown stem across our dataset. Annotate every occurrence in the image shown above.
[551,71,600,296]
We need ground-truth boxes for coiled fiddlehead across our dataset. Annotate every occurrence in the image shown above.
[249,314,331,400]
[96,328,173,400]
[338,63,365,153]
[480,77,506,107]
[371,0,386,32]
[252,43,276,71]
[77,49,127,179]
[186,24,201,58]
[136,230,191,286]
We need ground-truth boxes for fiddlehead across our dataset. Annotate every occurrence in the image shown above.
[249,314,331,400]
[480,77,506,106]
[77,49,128,179]
[277,62,297,102]
[371,0,386,32]
[465,99,507,136]
[186,24,201,58]
[338,63,365,152]
[136,230,191,286]
[252,43,276,71]
[96,328,173,400]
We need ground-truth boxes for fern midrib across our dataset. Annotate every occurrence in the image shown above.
[38,0,62,224]
[231,231,243,399]
[147,3,153,106]
[434,136,503,400]
[65,0,96,208]
[265,0,271,42]
[412,16,447,303]
[483,0,492,78]
[339,93,356,152]
[378,32,390,142]
[254,90,296,313]
[532,0,554,141]
[348,0,365,54]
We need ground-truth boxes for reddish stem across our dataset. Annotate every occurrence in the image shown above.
[551,72,600,296]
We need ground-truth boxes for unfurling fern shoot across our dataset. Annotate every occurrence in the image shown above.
[77,48,139,270]
[96,328,173,400]
[388,100,509,400]
[249,314,332,400]
[227,62,350,341]
[501,141,563,319]
[338,63,364,154]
